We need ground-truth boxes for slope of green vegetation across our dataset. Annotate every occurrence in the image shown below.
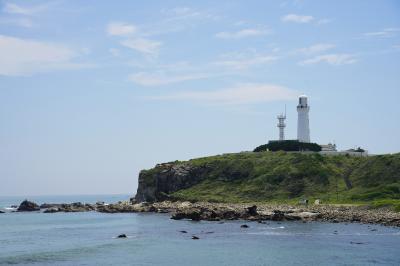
[166,152,400,210]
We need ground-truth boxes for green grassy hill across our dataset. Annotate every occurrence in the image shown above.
[135,152,400,210]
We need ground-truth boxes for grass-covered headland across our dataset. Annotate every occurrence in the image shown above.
[136,152,400,211]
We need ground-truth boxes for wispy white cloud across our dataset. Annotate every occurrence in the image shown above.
[214,51,277,70]
[106,22,162,56]
[137,7,221,36]
[0,35,92,76]
[215,28,270,39]
[154,83,298,105]
[297,43,335,55]
[120,38,161,56]
[3,2,48,15]
[363,28,400,38]
[281,14,314,23]
[300,54,356,66]
[106,22,137,36]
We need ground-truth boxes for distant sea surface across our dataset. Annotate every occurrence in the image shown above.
[1,195,400,266]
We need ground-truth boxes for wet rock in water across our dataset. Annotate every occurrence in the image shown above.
[43,207,60,213]
[246,205,258,216]
[192,236,199,240]
[179,230,188,233]
[17,200,40,212]
[117,234,127,238]
[11,205,18,208]
[350,241,364,245]
[171,209,201,221]
[240,224,249,228]
[0,210,5,213]
[370,229,378,232]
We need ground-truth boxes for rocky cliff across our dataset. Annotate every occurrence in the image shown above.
[134,152,400,207]
[135,162,212,202]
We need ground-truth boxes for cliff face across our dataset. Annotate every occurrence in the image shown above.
[135,162,211,202]
[135,152,400,204]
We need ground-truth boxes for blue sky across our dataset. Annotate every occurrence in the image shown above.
[0,0,399,196]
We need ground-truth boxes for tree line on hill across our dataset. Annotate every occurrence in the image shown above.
[254,140,322,152]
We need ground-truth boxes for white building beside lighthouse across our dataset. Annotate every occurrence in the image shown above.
[297,95,310,143]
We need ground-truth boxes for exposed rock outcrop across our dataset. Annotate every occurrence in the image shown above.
[11,199,400,227]
[17,200,40,211]
[135,162,211,202]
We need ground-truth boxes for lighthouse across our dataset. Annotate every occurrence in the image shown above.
[297,95,310,143]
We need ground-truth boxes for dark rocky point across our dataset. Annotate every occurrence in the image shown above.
[117,234,127,238]
[191,236,199,240]
[17,200,40,212]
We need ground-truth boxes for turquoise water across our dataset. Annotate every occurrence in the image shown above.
[1,196,400,265]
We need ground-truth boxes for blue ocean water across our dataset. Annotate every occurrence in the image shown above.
[1,195,400,266]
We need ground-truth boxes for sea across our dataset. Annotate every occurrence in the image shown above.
[1,194,400,266]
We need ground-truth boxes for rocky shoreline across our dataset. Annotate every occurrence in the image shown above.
[7,199,400,227]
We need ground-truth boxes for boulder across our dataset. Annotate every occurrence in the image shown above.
[171,209,201,221]
[271,210,285,221]
[192,236,200,240]
[117,234,127,238]
[240,224,249,228]
[0,210,5,213]
[246,205,258,216]
[17,200,40,212]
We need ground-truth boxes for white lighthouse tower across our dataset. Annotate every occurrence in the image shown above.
[277,109,286,141]
[297,95,310,143]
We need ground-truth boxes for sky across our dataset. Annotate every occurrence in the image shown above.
[0,0,399,196]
